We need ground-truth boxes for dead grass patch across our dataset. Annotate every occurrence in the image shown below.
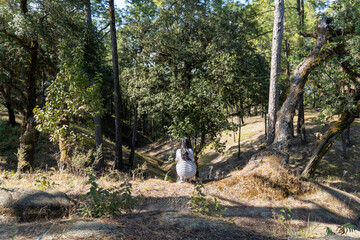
[214,156,317,200]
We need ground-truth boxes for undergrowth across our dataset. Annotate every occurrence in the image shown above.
[0,121,20,164]
[189,181,227,218]
[79,168,137,217]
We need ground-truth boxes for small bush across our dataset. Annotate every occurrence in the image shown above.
[189,181,227,217]
[34,170,56,191]
[71,148,94,175]
[79,170,136,217]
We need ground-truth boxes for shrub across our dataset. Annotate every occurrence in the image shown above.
[79,170,136,217]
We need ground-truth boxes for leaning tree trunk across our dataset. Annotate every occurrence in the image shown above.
[267,0,284,146]
[301,105,359,178]
[273,18,336,149]
[109,0,123,170]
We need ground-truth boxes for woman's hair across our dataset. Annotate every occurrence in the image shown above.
[180,137,192,161]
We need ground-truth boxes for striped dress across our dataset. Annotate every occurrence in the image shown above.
[176,148,196,179]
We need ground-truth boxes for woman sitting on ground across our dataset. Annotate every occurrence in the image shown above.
[175,137,196,183]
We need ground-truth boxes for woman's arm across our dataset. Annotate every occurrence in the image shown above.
[175,149,180,162]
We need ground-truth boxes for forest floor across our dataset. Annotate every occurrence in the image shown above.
[0,109,359,239]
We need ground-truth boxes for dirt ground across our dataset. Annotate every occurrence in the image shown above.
[0,109,360,239]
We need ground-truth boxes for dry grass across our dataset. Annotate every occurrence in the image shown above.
[213,156,317,201]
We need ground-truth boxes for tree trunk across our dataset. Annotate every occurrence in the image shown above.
[129,105,138,169]
[297,92,307,143]
[344,125,351,147]
[84,0,104,172]
[237,116,241,160]
[273,18,336,149]
[109,0,123,170]
[17,39,39,173]
[58,139,70,174]
[312,92,316,108]
[264,112,267,141]
[301,106,358,178]
[193,132,206,178]
[267,0,284,146]
[17,117,39,173]
[6,101,16,126]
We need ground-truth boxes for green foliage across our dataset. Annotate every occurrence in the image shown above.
[120,0,269,156]
[79,169,136,218]
[34,170,56,191]
[71,147,95,175]
[131,162,148,180]
[337,223,358,235]
[326,227,335,236]
[34,43,103,145]
[277,204,296,237]
[189,181,227,218]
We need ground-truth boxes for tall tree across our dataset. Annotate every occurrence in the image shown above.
[84,0,104,171]
[267,0,285,146]
[109,0,123,170]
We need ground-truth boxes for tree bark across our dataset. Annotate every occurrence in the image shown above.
[17,39,39,173]
[267,0,284,146]
[109,0,123,170]
[301,104,359,178]
[297,92,307,143]
[237,116,241,160]
[273,18,336,149]
[193,132,206,178]
[6,100,16,126]
[17,117,39,173]
[129,105,138,169]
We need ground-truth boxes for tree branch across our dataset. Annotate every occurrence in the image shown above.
[299,32,317,38]
[0,29,30,49]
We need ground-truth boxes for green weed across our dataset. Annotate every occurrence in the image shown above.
[189,181,227,218]
[79,168,137,217]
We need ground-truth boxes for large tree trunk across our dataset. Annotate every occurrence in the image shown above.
[273,18,335,149]
[129,105,138,170]
[84,0,104,172]
[301,105,359,178]
[17,117,39,173]
[17,39,39,173]
[267,0,284,146]
[109,0,123,170]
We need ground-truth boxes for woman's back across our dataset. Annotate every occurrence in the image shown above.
[176,148,196,179]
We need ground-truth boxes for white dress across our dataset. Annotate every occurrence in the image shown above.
[176,148,196,179]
